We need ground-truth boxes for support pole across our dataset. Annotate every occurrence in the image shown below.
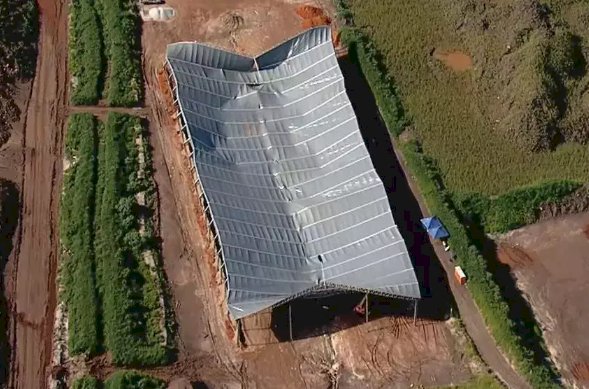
[413,299,418,326]
[236,319,242,348]
[288,303,293,342]
[365,293,369,323]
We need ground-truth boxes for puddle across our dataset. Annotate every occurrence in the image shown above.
[433,49,472,71]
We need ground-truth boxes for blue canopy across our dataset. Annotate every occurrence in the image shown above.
[420,216,449,239]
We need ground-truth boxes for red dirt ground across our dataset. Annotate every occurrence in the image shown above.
[6,0,68,386]
[142,0,475,387]
[497,212,589,388]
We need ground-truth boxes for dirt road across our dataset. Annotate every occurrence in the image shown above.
[8,0,68,387]
[391,141,531,389]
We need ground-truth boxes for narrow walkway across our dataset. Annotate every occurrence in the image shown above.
[391,139,532,389]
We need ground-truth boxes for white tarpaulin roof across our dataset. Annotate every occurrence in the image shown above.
[166,27,420,319]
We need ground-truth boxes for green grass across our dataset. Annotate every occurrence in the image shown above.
[347,0,589,196]
[72,376,100,389]
[442,375,503,389]
[337,7,561,386]
[96,0,143,106]
[104,371,165,389]
[60,113,100,356]
[94,113,167,365]
[69,0,104,105]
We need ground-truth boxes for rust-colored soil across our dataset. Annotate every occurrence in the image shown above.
[433,49,473,71]
[301,15,332,29]
[142,0,474,387]
[295,5,324,19]
[4,0,68,387]
[497,212,589,388]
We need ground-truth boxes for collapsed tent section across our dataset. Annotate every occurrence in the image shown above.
[165,26,420,319]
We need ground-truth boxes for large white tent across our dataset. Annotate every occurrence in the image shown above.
[165,26,420,320]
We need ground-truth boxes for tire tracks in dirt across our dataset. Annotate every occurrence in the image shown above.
[8,0,68,387]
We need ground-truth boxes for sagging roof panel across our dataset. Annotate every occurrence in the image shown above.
[166,27,420,319]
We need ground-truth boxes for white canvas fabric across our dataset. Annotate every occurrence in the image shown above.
[166,27,420,319]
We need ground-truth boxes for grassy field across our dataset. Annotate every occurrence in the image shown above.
[59,113,167,364]
[348,0,589,196]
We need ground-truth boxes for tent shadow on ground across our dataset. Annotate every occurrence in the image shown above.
[266,57,455,343]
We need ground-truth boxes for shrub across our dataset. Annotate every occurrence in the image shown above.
[104,371,165,389]
[97,0,143,106]
[455,181,580,233]
[548,29,586,78]
[60,113,100,356]
[72,376,100,389]
[69,0,104,105]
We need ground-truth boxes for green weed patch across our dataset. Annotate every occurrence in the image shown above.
[69,0,104,105]
[97,0,143,106]
[60,113,100,356]
[94,113,167,365]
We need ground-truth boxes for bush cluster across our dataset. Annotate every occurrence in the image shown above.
[68,0,142,106]
[72,376,100,389]
[94,113,166,365]
[336,3,561,386]
[69,0,104,105]
[60,113,167,364]
[97,0,143,106]
[104,371,165,389]
[73,372,164,389]
[455,181,580,233]
[60,114,100,355]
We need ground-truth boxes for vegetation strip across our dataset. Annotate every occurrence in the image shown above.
[60,113,167,364]
[72,372,164,389]
[104,371,165,389]
[336,1,561,387]
[69,0,104,105]
[94,113,167,365]
[454,181,580,234]
[97,0,143,106]
[72,376,100,389]
[60,113,100,355]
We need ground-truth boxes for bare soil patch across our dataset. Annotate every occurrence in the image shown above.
[4,0,68,387]
[433,49,473,71]
[497,212,589,388]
